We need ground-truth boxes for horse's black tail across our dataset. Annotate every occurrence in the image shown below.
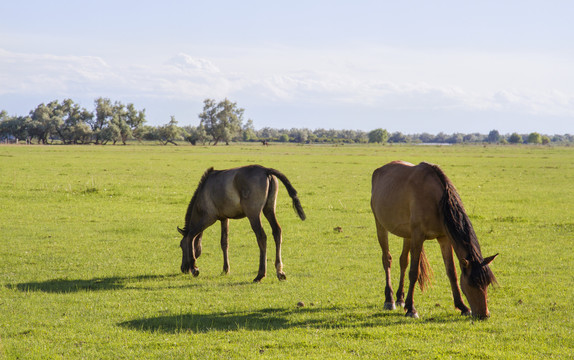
[266,168,306,220]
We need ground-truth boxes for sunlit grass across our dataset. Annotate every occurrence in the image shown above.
[0,143,573,359]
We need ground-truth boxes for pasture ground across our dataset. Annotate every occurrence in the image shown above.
[0,144,573,359]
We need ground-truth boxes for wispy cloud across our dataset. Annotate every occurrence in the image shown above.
[1,47,573,124]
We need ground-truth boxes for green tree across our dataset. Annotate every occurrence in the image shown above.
[527,132,542,144]
[184,124,210,145]
[242,119,257,141]
[508,133,523,144]
[258,127,280,141]
[0,113,31,142]
[53,99,93,144]
[199,98,244,145]
[90,99,145,145]
[99,123,121,145]
[0,111,9,141]
[90,97,114,144]
[368,128,389,144]
[107,102,132,145]
[139,125,159,141]
[290,128,310,143]
[29,101,62,144]
[389,132,407,143]
[125,104,146,132]
[541,135,550,145]
[418,132,435,143]
[118,102,146,145]
[158,116,183,145]
[487,130,501,143]
[68,122,93,144]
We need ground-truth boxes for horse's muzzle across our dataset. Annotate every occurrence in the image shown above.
[473,310,491,320]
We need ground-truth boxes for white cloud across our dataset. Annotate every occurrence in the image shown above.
[491,89,574,117]
[0,49,116,95]
[165,53,221,74]
[1,47,573,127]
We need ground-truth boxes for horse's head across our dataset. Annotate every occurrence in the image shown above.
[460,254,498,319]
[178,226,201,276]
[178,227,192,273]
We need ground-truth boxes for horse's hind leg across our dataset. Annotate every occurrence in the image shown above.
[376,221,395,310]
[220,219,230,274]
[396,238,410,308]
[249,215,268,282]
[438,236,470,315]
[263,206,285,281]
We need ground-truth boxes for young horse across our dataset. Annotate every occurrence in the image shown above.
[178,165,306,282]
[371,161,497,319]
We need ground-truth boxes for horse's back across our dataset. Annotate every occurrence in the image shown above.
[371,161,444,238]
[203,165,271,219]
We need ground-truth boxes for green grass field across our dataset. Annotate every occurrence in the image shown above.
[1,144,572,359]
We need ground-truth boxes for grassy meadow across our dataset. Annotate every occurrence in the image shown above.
[0,143,572,359]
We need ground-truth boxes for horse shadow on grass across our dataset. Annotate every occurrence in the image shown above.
[7,274,181,293]
[118,306,468,333]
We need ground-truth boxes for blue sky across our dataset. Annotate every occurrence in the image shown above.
[1,1,573,134]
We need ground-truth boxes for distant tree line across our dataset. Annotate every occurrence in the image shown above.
[1,98,572,145]
[0,98,146,145]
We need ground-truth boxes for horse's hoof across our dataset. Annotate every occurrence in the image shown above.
[405,311,419,319]
[461,310,472,317]
[191,269,200,277]
[396,301,405,308]
[383,302,396,310]
[253,276,264,282]
[277,272,287,281]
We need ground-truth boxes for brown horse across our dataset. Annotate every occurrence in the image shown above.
[371,161,497,319]
[178,165,306,282]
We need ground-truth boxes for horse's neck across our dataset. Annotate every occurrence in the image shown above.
[450,237,472,262]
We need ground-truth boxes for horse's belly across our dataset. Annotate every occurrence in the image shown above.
[219,205,245,219]
[384,221,412,238]
[379,212,444,240]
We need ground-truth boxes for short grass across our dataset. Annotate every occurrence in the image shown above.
[0,143,573,359]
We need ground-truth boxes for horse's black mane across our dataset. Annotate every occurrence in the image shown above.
[424,162,497,287]
[181,167,216,235]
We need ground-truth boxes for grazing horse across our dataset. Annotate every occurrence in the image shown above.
[178,165,306,282]
[371,161,497,319]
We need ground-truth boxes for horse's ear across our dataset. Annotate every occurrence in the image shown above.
[177,227,185,235]
[481,253,498,267]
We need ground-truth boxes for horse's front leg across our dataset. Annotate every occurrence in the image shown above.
[189,233,201,277]
[404,233,424,318]
[249,216,267,282]
[438,236,470,316]
[220,219,230,274]
[194,232,203,258]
